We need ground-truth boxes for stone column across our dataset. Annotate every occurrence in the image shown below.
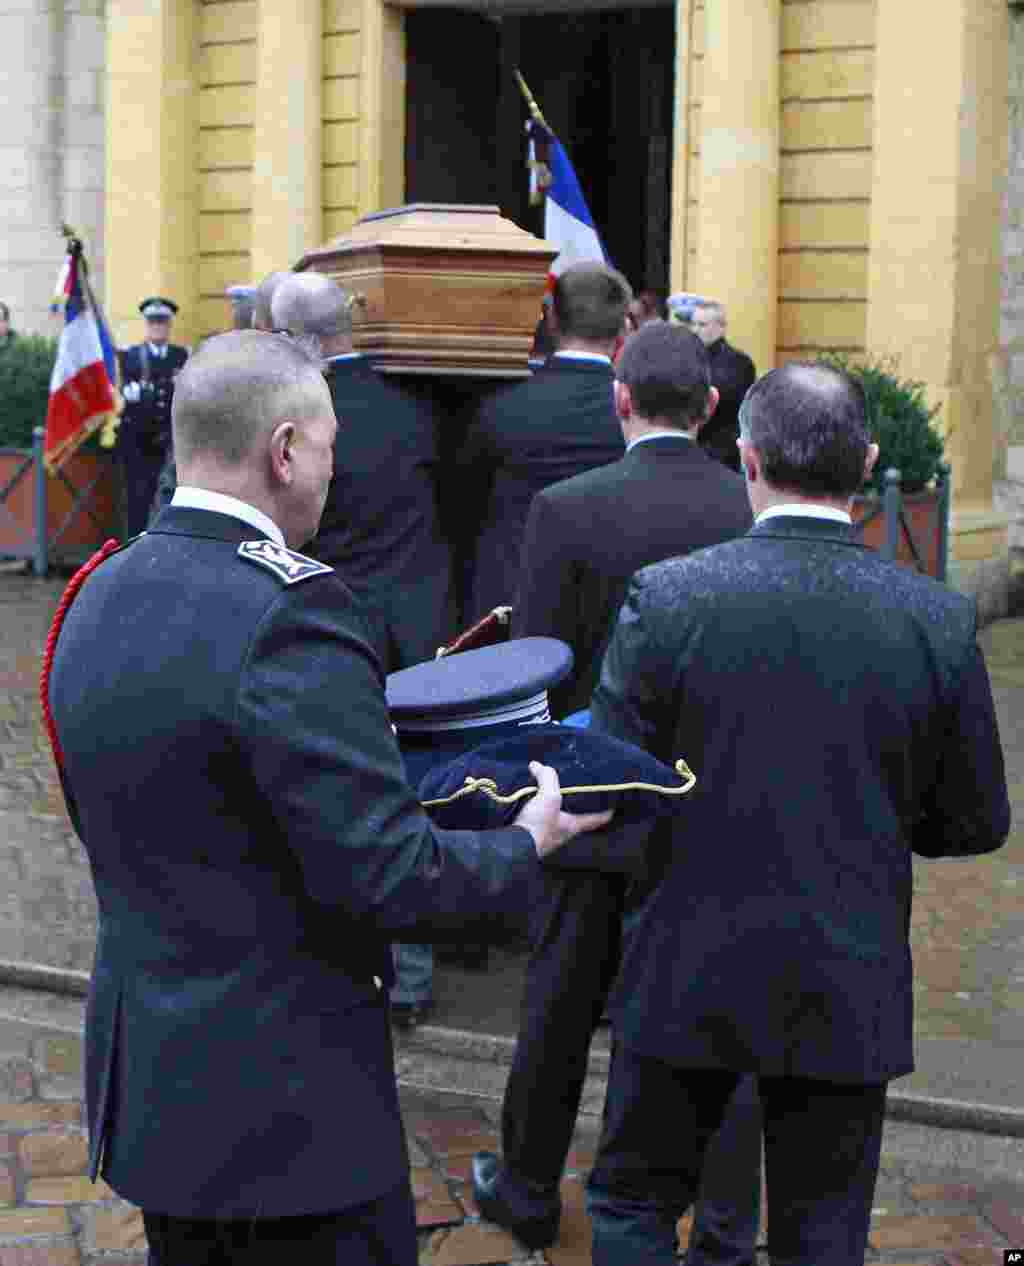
[0,0,65,334]
[105,0,197,346]
[867,0,1009,570]
[358,0,405,217]
[695,0,780,374]
[251,0,322,277]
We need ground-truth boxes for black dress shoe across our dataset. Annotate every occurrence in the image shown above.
[471,1151,561,1250]
[390,1000,434,1031]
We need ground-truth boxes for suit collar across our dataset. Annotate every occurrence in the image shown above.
[536,357,614,378]
[146,505,273,544]
[624,434,707,463]
[748,515,866,548]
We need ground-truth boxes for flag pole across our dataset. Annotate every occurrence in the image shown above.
[514,69,549,129]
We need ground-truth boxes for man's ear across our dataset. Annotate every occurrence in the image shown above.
[614,380,632,423]
[739,439,759,484]
[269,421,295,486]
[863,442,880,485]
[703,385,720,424]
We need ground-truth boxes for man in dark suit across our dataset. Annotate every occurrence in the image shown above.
[474,323,760,1260]
[690,300,755,473]
[458,262,631,622]
[272,271,459,1027]
[271,273,455,674]
[116,296,189,536]
[587,361,1011,1265]
[514,320,752,719]
[46,331,610,1266]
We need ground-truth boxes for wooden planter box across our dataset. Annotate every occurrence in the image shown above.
[0,446,119,565]
[851,483,947,580]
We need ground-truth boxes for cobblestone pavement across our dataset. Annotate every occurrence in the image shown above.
[2,565,1024,1262]
[0,1008,1021,1266]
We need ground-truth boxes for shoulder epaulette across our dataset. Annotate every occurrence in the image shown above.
[238,539,333,586]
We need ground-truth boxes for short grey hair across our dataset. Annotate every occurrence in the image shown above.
[171,330,326,466]
[270,274,354,345]
[252,271,292,331]
[693,300,726,326]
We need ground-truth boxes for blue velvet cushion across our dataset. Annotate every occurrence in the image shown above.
[418,723,694,832]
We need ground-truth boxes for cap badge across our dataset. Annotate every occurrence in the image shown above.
[238,539,333,585]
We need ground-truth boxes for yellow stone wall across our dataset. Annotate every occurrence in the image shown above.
[323,0,362,242]
[777,0,875,362]
[197,0,255,338]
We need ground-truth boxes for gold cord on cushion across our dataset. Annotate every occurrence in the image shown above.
[421,758,696,809]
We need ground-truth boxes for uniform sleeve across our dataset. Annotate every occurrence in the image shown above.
[235,579,541,940]
[591,572,666,753]
[911,640,1011,857]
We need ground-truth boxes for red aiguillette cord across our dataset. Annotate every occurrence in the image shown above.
[39,538,121,773]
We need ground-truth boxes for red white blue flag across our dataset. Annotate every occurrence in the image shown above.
[44,239,117,471]
[526,118,609,279]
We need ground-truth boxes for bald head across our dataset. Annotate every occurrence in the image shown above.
[739,361,872,498]
[252,271,292,331]
[270,274,354,354]
[172,330,326,468]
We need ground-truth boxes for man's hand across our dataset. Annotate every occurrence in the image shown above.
[514,760,613,859]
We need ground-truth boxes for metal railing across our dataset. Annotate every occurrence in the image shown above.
[0,427,114,577]
[852,464,951,583]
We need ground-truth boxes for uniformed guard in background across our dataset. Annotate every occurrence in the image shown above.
[116,297,189,537]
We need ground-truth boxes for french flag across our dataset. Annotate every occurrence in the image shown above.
[44,242,117,471]
[527,119,608,278]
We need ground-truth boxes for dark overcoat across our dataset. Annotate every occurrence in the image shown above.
[47,506,539,1218]
[594,516,1011,1084]
[458,356,624,621]
[310,356,456,670]
[697,337,756,472]
[514,435,752,717]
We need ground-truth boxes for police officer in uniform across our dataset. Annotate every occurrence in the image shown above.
[117,297,188,537]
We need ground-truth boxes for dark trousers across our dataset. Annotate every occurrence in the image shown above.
[687,1074,762,1266]
[117,444,164,540]
[143,1178,417,1266]
[501,872,624,1189]
[587,1045,886,1266]
[501,873,761,1264]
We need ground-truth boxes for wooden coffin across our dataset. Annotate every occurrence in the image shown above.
[297,203,556,376]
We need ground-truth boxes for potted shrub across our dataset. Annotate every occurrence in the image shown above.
[0,333,118,562]
[819,355,948,579]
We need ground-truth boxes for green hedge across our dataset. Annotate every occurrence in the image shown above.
[820,354,945,495]
[0,334,58,449]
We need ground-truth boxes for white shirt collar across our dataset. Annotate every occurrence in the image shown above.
[756,503,852,526]
[552,351,612,366]
[627,430,692,452]
[171,487,286,546]
[147,342,166,357]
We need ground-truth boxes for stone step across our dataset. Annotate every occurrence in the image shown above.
[394,1023,1024,1182]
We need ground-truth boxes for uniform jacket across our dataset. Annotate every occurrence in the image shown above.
[593,516,1011,1083]
[116,342,188,457]
[47,506,540,1218]
[697,337,756,472]
[310,357,456,671]
[459,355,624,621]
[513,435,752,718]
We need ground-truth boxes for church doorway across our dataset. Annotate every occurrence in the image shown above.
[403,5,676,296]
